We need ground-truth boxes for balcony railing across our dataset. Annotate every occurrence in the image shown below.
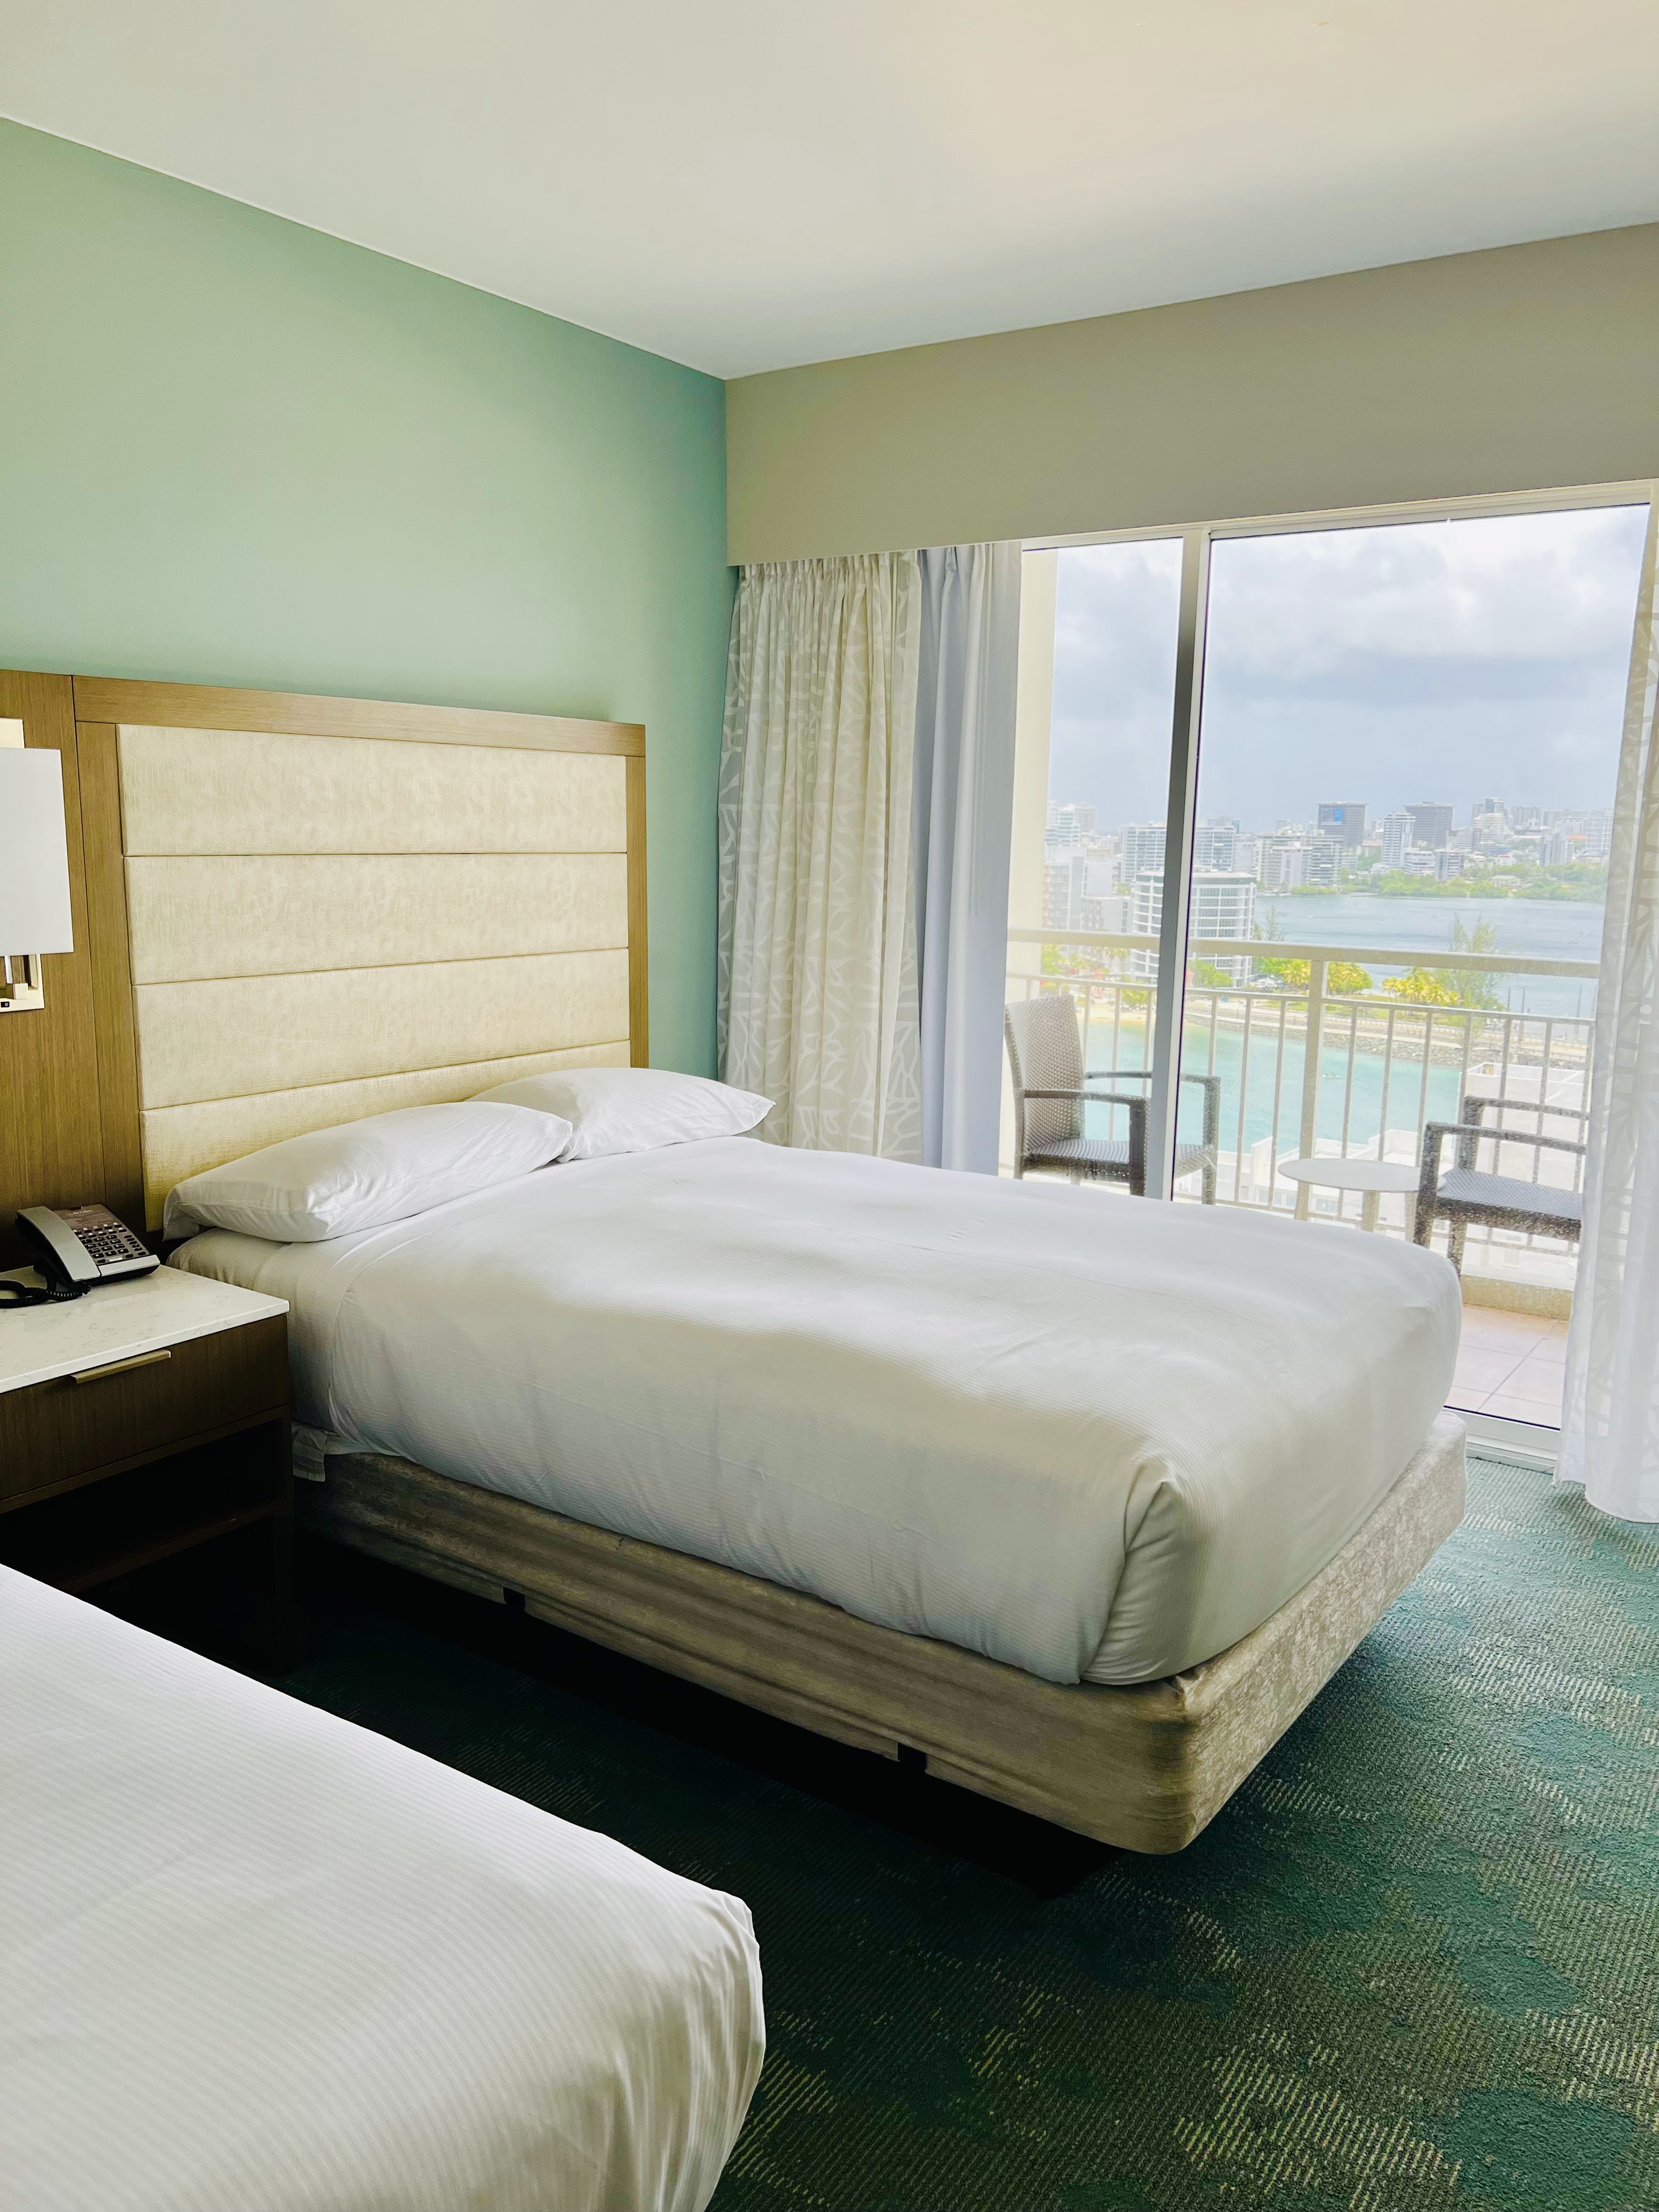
[1005,928,1599,1288]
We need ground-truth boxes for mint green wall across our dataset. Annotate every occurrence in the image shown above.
[0,119,731,1075]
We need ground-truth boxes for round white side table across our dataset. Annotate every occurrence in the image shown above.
[1277,1156,1421,1232]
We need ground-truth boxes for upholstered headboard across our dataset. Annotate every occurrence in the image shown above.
[70,680,646,1231]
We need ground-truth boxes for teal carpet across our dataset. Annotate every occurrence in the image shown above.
[279,1458,1659,2212]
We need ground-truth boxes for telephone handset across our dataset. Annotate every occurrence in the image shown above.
[2,1204,160,1307]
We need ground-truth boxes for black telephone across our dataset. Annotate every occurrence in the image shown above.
[2,1204,161,1307]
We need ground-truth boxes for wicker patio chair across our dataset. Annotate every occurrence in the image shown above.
[1005,995,1219,1201]
[1412,1092,1587,1275]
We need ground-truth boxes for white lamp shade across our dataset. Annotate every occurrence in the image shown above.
[0,749,75,954]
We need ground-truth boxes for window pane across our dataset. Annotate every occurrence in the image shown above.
[1003,540,1182,1186]
[1178,503,1650,1426]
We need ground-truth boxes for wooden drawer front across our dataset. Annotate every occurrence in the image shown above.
[0,1317,289,1506]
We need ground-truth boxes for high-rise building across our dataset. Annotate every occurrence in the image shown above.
[1128,870,1256,984]
[1317,802,1367,850]
[1042,861,1073,932]
[1380,811,1414,868]
[1405,803,1455,851]
[1117,821,1166,887]
[1045,853,1128,935]
[1192,823,1236,871]
[1189,872,1257,983]
[1261,836,1340,892]
[1046,802,1096,849]
[1092,893,1133,937]
[1044,854,1091,932]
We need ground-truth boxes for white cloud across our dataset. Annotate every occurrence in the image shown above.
[1046,503,1649,831]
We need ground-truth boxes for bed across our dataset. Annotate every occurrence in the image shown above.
[66,676,1468,1858]
[171,1132,1467,1852]
[1,1562,763,2212]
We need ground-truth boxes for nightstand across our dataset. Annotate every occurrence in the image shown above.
[0,1265,294,1660]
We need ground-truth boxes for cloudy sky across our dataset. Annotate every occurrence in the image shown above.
[1045,503,1650,837]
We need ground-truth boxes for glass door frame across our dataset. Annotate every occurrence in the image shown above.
[1024,478,1651,1198]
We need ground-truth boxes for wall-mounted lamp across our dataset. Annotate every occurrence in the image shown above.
[0,723,75,1014]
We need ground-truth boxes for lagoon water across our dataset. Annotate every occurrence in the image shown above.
[1254,894,1604,1019]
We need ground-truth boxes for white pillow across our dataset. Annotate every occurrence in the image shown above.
[162,1102,572,1244]
[472,1065,771,1161]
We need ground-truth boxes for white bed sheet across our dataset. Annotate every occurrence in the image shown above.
[173,1138,1460,1685]
[1,1567,762,2212]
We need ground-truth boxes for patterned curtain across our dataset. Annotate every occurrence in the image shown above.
[1560,496,1659,1523]
[718,556,923,1160]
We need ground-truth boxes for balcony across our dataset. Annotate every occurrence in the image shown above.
[1005,927,1599,1427]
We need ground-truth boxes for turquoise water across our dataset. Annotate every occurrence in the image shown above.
[1254,894,1604,1019]
[1089,1015,1505,1160]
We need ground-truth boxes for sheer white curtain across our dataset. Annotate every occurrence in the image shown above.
[1560,498,1659,1524]
[718,556,923,1159]
[913,544,1022,1170]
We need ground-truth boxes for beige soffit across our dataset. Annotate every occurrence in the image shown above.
[724,225,1659,561]
[126,854,627,983]
[140,1041,631,1210]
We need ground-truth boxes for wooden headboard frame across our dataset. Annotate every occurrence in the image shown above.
[0,672,645,1255]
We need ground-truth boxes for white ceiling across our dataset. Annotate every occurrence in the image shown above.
[4,1,1655,378]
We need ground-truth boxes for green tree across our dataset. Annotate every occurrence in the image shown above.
[1250,908,1304,989]
[1328,961,1374,995]
[1444,916,1505,1011]
[1250,954,1371,994]
[1254,954,1308,989]
[1381,968,1462,1006]
[1192,960,1235,990]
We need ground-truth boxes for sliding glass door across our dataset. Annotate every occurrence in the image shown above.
[1003,537,1187,1199]
[1007,493,1650,1431]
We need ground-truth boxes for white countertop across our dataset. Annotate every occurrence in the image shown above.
[0,1263,288,1393]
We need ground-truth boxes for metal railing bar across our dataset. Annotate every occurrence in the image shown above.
[1266,997,1289,1211]
[1455,1011,1475,1166]
[1414,1009,1435,1138]
[1379,1003,1399,1151]
[1081,982,1096,1128]
[1008,926,1599,979]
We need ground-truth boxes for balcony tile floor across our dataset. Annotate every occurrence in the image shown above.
[1449,1304,1567,1426]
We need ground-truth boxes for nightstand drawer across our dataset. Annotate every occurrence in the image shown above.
[0,1317,289,1506]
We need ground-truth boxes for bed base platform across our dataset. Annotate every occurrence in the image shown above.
[299,1411,1466,1854]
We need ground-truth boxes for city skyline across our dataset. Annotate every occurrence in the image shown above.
[1040,783,1611,941]
[1045,792,1613,845]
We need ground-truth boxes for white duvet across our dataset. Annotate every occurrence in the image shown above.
[174,1138,1461,1685]
[1,1567,762,2212]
